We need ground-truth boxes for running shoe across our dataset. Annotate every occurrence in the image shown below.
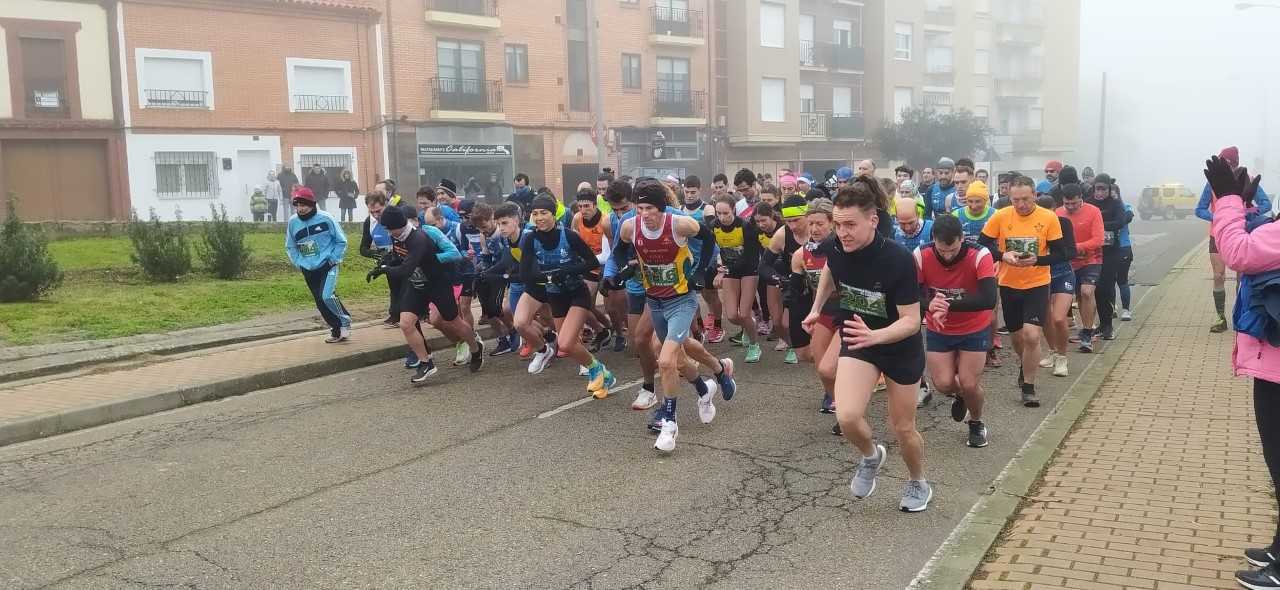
[654,419,678,452]
[703,313,716,331]
[1078,331,1094,353]
[589,327,612,353]
[744,342,762,363]
[1053,354,1070,377]
[820,392,836,414]
[986,349,1002,368]
[586,363,610,394]
[324,331,347,344]
[850,444,886,499]
[579,365,590,376]
[705,326,725,343]
[490,336,514,357]
[716,358,737,401]
[647,406,665,433]
[730,330,747,346]
[996,326,1010,335]
[612,334,627,352]
[632,386,658,411]
[1247,548,1278,568]
[519,340,534,360]
[1021,387,1041,408]
[774,340,789,352]
[382,317,399,329]
[831,422,842,436]
[783,348,798,364]
[454,341,471,366]
[758,322,772,336]
[1121,309,1133,321]
[696,379,718,424]
[404,349,420,369]
[528,342,557,374]
[1211,317,1229,333]
[1039,353,1057,369]
[1100,327,1116,341]
[1235,562,1280,590]
[900,480,934,513]
[950,395,966,422]
[968,420,989,448]
[411,358,438,385]
[469,341,485,373]
[916,384,933,409]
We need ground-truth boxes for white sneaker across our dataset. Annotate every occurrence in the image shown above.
[528,343,556,374]
[1039,353,1056,369]
[1121,309,1133,321]
[1053,354,1070,377]
[697,378,719,424]
[632,386,659,410]
[339,326,351,339]
[578,365,590,377]
[454,341,471,366]
[655,419,678,452]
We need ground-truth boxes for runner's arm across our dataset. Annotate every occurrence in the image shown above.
[329,218,348,264]
[694,223,717,277]
[382,236,426,280]
[422,225,462,264]
[768,225,786,254]
[606,219,635,280]
[978,234,1004,261]
[874,301,922,346]
[284,225,302,268]
[1033,236,1069,267]
[564,230,602,276]
[359,217,378,259]
[1196,184,1214,222]
[946,277,997,312]
[809,266,834,317]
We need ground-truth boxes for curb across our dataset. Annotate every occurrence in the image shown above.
[907,238,1208,590]
[0,327,494,448]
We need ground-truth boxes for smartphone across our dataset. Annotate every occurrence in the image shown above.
[1017,252,1033,260]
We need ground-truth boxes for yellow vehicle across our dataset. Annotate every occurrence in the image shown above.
[1138,183,1197,220]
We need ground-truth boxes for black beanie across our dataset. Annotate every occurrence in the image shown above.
[1057,165,1080,186]
[380,206,407,230]
[531,195,558,214]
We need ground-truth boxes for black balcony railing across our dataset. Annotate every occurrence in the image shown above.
[800,40,820,67]
[652,89,705,119]
[650,6,703,38]
[26,89,68,117]
[830,113,865,139]
[144,89,209,108]
[800,111,829,138]
[430,77,503,112]
[427,0,497,17]
[293,94,349,112]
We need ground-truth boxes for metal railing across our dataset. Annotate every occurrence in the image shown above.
[143,89,209,108]
[650,6,703,38]
[800,111,829,139]
[293,94,349,112]
[426,0,497,17]
[26,90,68,116]
[652,89,705,119]
[430,77,503,112]
[799,40,820,67]
[830,113,865,139]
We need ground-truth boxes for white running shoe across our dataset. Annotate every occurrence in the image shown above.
[697,378,719,424]
[1039,353,1056,369]
[1053,354,1070,377]
[655,419,678,452]
[454,341,471,366]
[632,386,659,410]
[528,343,556,375]
[578,365,590,376]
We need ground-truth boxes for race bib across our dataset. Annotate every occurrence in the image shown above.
[931,286,967,301]
[1004,236,1038,256]
[298,239,319,257]
[1103,231,1116,246]
[839,284,888,318]
[806,269,822,290]
[642,263,679,288]
[964,234,980,245]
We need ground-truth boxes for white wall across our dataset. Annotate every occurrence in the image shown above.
[0,0,115,120]
[125,133,283,221]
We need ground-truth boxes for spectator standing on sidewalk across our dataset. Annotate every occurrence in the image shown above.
[249,186,268,222]
[304,163,331,212]
[1203,156,1280,590]
[265,170,283,222]
[335,168,359,223]
[285,187,351,343]
[277,166,300,220]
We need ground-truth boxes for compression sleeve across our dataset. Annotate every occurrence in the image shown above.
[947,277,998,312]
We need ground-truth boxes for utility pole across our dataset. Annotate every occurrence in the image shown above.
[585,0,608,171]
[1097,71,1107,171]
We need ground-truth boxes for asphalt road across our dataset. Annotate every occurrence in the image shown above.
[0,216,1207,590]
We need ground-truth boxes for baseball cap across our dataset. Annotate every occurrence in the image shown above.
[835,166,854,181]
[292,187,316,203]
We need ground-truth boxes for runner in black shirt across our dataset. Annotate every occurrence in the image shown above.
[802,182,931,513]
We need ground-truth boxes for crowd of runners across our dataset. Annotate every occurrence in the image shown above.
[281,156,1138,514]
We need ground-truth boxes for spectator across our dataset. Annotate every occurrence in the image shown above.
[484,172,503,201]
[264,169,283,222]
[277,166,300,218]
[249,185,268,222]
[335,168,359,223]
[304,163,330,211]
[464,177,483,200]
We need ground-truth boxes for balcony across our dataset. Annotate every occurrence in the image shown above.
[924,65,954,88]
[649,6,704,47]
[424,0,500,30]
[429,77,504,122]
[650,89,706,126]
[143,89,209,109]
[292,94,350,113]
[799,41,822,68]
[799,42,864,71]
[800,111,829,140]
[996,23,1043,46]
[26,89,68,118]
[1011,131,1042,152]
[994,77,1042,100]
[830,113,865,140]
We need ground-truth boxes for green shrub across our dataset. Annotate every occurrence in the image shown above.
[128,208,191,282]
[198,204,251,279]
[0,196,63,302]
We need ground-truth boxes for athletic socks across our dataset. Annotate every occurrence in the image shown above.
[644,380,655,393]
[690,376,709,396]
[1213,288,1226,318]
[663,397,677,421]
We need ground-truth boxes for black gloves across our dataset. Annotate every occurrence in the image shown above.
[1243,171,1263,209]
[366,266,386,283]
[1205,155,1242,199]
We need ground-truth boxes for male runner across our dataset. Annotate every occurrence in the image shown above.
[917,215,997,448]
[893,197,934,251]
[805,183,931,512]
[979,177,1069,407]
[1057,183,1104,352]
[926,158,957,219]
[571,188,617,353]
[286,187,351,343]
[1196,147,1273,332]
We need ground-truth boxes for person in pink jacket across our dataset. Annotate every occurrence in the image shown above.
[1205,155,1280,590]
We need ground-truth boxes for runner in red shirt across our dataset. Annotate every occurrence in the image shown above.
[915,215,997,448]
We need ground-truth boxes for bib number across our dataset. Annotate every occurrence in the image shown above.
[1103,231,1116,246]
[643,263,679,288]
[298,239,319,257]
[839,284,888,318]
[1004,236,1038,256]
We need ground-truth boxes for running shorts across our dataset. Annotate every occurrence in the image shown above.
[476,278,505,319]
[1049,271,1075,295]
[647,292,699,343]
[839,336,926,386]
[999,285,1049,332]
[1074,264,1101,287]
[401,280,459,323]
[925,328,992,353]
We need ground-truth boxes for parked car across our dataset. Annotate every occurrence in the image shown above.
[1138,183,1197,220]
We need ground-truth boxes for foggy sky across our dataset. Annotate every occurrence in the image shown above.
[1075,0,1279,194]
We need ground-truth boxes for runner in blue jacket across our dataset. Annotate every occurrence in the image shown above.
[285,187,351,342]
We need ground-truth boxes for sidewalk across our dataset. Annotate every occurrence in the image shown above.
[969,248,1274,589]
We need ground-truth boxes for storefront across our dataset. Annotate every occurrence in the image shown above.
[615,126,716,183]
[415,125,514,202]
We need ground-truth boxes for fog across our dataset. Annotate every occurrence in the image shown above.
[1075,0,1280,195]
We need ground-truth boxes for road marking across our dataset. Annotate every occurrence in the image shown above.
[536,378,645,419]
[907,283,1158,589]
[1129,233,1167,248]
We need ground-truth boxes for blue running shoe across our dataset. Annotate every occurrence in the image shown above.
[716,358,737,401]
[404,349,420,369]
[489,336,513,357]
[820,392,836,414]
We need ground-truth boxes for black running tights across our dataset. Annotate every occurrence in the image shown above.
[1255,377,1280,552]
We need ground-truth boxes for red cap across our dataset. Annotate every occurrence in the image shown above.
[1220,146,1240,168]
[292,187,316,202]
[1044,160,1063,172]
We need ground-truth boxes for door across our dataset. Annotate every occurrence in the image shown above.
[562,163,598,204]
[2,140,110,221]
[437,39,485,110]
[656,57,691,116]
[799,14,815,65]
[237,149,271,219]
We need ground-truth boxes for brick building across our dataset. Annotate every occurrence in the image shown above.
[0,0,128,221]
[119,0,383,221]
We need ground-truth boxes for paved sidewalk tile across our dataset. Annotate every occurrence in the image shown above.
[969,249,1274,590]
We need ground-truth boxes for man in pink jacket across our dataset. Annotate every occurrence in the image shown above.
[1205,155,1280,590]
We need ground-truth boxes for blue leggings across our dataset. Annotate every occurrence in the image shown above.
[302,264,351,331]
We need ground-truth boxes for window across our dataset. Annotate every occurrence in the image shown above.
[622,53,642,89]
[894,23,912,61]
[832,86,853,117]
[505,44,529,83]
[974,85,990,106]
[974,49,990,75]
[893,87,913,123]
[760,77,785,122]
[760,2,785,48]
[298,153,355,188]
[137,49,214,109]
[286,58,352,113]
[799,14,816,65]
[20,37,68,114]
[154,152,219,198]
[657,57,690,98]
[925,31,953,73]
[923,91,952,114]
[438,39,484,86]
[1029,107,1043,131]
[833,18,859,48]
[799,83,815,113]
